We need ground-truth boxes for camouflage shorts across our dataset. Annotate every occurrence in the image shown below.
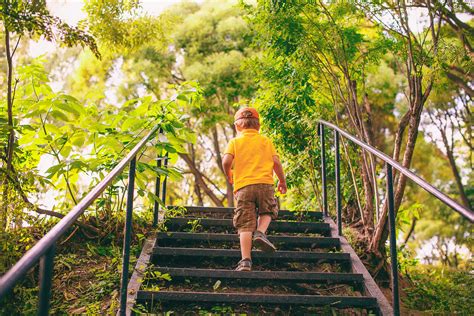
[233,184,279,233]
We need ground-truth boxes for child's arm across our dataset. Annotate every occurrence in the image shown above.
[273,155,287,194]
[222,154,234,184]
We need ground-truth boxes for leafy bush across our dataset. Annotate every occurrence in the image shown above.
[403,265,474,313]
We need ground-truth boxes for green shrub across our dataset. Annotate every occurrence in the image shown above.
[403,265,474,314]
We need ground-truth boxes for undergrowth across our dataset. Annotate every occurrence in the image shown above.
[0,213,154,315]
[403,265,474,314]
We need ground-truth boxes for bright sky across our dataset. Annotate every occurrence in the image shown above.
[30,0,197,56]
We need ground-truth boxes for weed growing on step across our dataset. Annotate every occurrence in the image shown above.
[165,206,188,218]
[187,219,203,233]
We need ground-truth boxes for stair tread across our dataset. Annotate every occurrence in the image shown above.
[169,206,323,219]
[153,246,349,260]
[156,232,339,247]
[151,267,363,282]
[165,217,330,234]
[137,290,378,307]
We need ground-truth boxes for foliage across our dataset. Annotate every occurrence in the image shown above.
[245,0,472,262]
[65,0,260,207]
[403,265,474,313]
[0,0,99,57]
[82,0,170,56]
[0,238,144,315]
[0,55,200,273]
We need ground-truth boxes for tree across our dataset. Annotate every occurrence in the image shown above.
[246,0,469,265]
[0,0,99,228]
[70,0,259,207]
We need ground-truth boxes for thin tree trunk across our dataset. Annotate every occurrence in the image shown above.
[371,101,424,254]
[400,217,417,250]
[2,26,15,229]
[441,131,471,208]
[4,27,14,176]
[194,182,203,206]
[179,153,224,207]
[211,126,234,206]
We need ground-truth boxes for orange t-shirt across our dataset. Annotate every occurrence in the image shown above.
[224,129,278,192]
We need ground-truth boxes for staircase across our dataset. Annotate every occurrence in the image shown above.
[125,206,392,315]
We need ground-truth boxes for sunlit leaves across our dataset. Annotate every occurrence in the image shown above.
[6,57,198,218]
[0,0,99,57]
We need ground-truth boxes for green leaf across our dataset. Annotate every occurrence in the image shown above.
[55,99,81,117]
[121,117,142,131]
[46,163,65,178]
[50,110,70,122]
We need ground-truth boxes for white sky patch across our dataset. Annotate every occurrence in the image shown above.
[30,0,199,57]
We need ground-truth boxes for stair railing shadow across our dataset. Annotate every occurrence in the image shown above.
[317,119,473,316]
[0,125,169,316]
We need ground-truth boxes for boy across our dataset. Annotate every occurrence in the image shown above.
[222,107,287,272]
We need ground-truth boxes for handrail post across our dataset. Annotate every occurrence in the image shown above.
[320,123,328,217]
[335,131,342,236]
[386,163,400,316]
[162,153,169,206]
[153,157,162,227]
[119,157,137,316]
[37,244,55,316]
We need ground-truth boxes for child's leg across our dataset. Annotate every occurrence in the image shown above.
[257,214,272,234]
[233,185,258,270]
[239,231,253,259]
[253,185,278,252]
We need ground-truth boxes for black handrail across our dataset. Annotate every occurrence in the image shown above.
[319,120,473,222]
[317,119,473,316]
[0,124,165,315]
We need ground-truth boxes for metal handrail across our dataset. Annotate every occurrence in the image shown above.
[318,120,473,222]
[317,119,473,316]
[0,124,163,315]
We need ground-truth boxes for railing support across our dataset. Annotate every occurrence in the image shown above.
[320,124,328,217]
[386,164,400,316]
[335,131,342,236]
[37,245,55,316]
[153,157,162,227]
[162,154,169,206]
[119,157,137,316]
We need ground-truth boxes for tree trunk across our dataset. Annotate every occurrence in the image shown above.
[400,217,417,250]
[194,182,203,206]
[441,130,471,208]
[1,26,15,229]
[179,153,224,207]
[371,75,426,254]
[211,126,234,206]
[4,27,14,176]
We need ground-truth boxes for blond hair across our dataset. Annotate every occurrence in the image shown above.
[234,117,260,130]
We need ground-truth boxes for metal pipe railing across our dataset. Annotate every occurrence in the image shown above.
[317,120,473,316]
[318,120,473,222]
[319,124,328,217]
[0,124,166,316]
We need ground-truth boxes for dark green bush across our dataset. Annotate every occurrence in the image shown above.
[403,266,474,314]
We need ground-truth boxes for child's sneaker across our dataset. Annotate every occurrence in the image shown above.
[235,258,252,271]
[253,230,277,252]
